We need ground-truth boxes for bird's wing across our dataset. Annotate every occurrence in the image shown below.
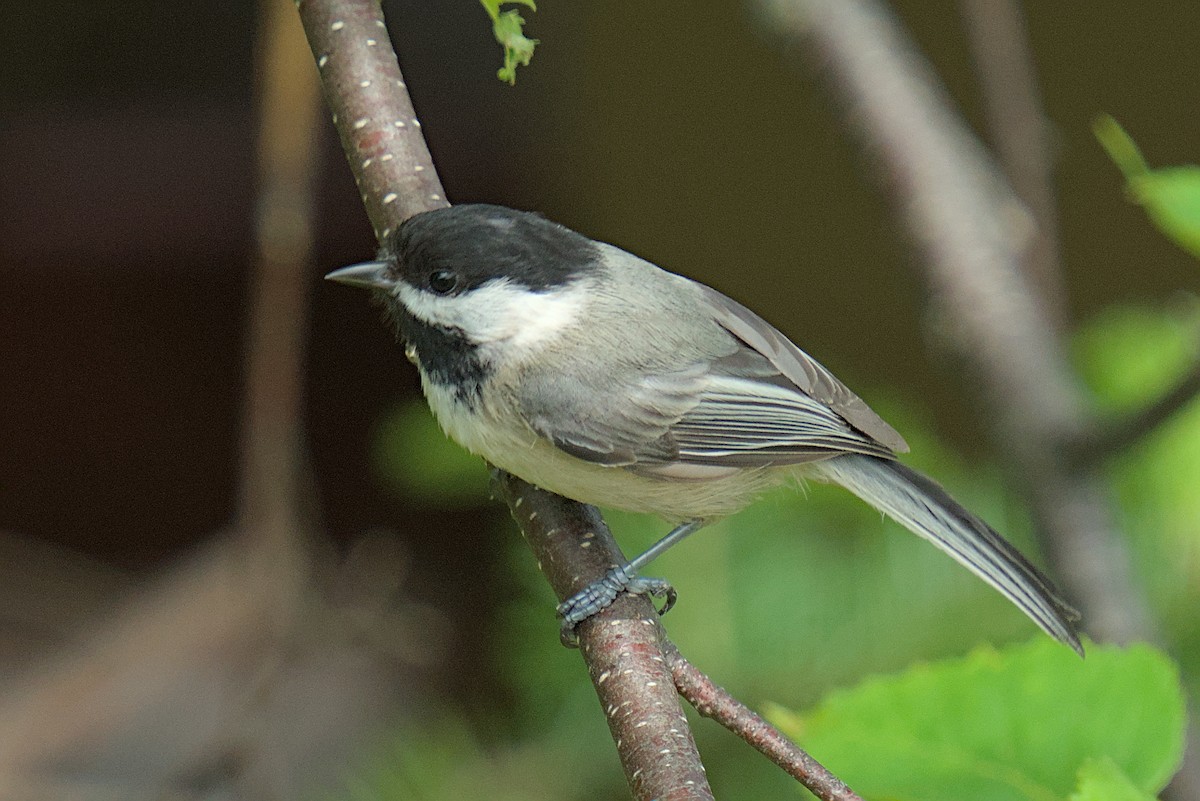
[518,364,704,468]
[519,287,903,471]
[697,284,909,454]
[661,362,897,467]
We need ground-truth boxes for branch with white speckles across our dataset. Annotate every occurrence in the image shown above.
[493,472,714,799]
[295,2,716,797]
[664,642,864,801]
[297,0,447,234]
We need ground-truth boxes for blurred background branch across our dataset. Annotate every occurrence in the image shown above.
[241,0,322,545]
[760,0,1150,646]
[0,1,431,797]
[958,0,1065,327]
[1082,351,1200,464]
[759,0,1199,796]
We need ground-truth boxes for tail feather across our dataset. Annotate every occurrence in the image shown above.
[812,454,1082,655]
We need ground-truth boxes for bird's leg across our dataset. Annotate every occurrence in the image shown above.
[557,519,705,645]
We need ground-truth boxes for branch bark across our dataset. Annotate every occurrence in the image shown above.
[295,2,715,797]
[664,642,863,801]
[493,474,713,799]
[297,0,446,230]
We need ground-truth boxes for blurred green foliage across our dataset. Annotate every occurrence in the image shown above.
[346,289,1199,799]
[1074,304,1200,699]
[340,715,624,801]
[370,401,492,506]
[769,640,1184,801]
[1071,759,1161,801]
[1095,116,1200,260]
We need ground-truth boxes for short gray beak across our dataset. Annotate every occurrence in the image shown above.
[324,261,394,290]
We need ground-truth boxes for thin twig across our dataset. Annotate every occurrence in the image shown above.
[295,3,715,797]
[959,0,1065,327]
[663,642,863,801]
[1078,357,1200,464]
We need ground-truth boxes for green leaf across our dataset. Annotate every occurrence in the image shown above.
[480,0,539,85]
[1069,758,1158,801]
[1130,167,1200,259]
[371,400,491,506]
[771,640,1185,801]
[1094,115,1200,260]
[1094,116,1149,178]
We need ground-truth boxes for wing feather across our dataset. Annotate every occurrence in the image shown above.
[698,285,909,453]
[667,377,894,466]
[518,279,905,471]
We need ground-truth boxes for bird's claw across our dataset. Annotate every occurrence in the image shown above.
[557,566,676,647]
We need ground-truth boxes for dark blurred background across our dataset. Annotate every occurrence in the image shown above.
[2,0,1196,570]
[0,1,1197,798]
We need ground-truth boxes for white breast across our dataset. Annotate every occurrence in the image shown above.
[421,372,781,522]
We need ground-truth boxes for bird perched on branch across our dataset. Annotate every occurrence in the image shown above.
[328,203,1082,654]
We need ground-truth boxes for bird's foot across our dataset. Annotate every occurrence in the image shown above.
[557,565,676,647]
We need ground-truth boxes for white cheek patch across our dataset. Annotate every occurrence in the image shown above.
[396,278,588,351]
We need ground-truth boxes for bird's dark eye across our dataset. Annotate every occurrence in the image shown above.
[428,269,458,295]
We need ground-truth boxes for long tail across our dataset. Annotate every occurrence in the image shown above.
[811,454,1082,655]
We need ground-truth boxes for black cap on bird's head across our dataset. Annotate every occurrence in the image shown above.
[326,204,599,296]
[325,205,601,405]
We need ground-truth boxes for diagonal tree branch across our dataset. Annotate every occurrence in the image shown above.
[295,2,716,797]
[492,473,713,800]
[664,642,864,801]
[1078,356,1200,464]
[298,0,446,229]
[494,474,860,801]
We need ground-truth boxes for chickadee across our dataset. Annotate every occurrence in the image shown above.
[327,204,1082,653]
